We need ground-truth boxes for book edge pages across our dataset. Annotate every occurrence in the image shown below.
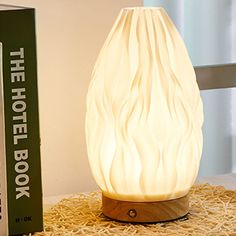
[0,42,9,236]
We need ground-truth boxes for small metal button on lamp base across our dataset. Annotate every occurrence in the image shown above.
[102,194,189,223]
[128,209,137,218]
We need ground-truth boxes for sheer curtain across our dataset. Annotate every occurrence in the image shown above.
[144,0,236,176]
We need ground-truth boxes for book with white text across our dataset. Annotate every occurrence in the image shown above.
[0,5,43,235]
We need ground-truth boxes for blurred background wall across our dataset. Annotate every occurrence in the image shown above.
[144,0,236,177]
[4,0,236,196]
[5,0,142,197]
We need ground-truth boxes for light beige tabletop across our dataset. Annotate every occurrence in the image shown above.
[197,173,236,190]
[43,173,236,212]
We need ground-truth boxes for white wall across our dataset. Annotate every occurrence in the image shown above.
[5,0,142,197]
[183,0,234,177]
[232,2,236,173]
[232,0,236,61]
[232,88,236,173]
[5,0,236,196]
[199,89,232,176]
[144,0,236,177]
[144,0,184,35]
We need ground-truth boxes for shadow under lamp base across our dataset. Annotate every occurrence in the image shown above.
[102,194,189,223]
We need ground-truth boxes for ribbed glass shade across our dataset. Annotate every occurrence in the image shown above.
[86,7,203,202]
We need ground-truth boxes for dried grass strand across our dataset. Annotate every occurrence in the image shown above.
[30,184,236,235]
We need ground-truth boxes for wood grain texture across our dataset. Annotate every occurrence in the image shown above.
[195,63,236,90]
[102,194,189,223]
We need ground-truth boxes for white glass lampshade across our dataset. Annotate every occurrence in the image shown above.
[86,7,203,222]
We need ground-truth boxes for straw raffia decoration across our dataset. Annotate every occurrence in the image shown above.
[30,184,236,236]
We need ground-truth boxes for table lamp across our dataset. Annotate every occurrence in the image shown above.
[86,7,203,223]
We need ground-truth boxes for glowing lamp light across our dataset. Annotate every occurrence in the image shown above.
[86,7,203,222]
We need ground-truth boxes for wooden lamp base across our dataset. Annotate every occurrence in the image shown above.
[102,194,189,223]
